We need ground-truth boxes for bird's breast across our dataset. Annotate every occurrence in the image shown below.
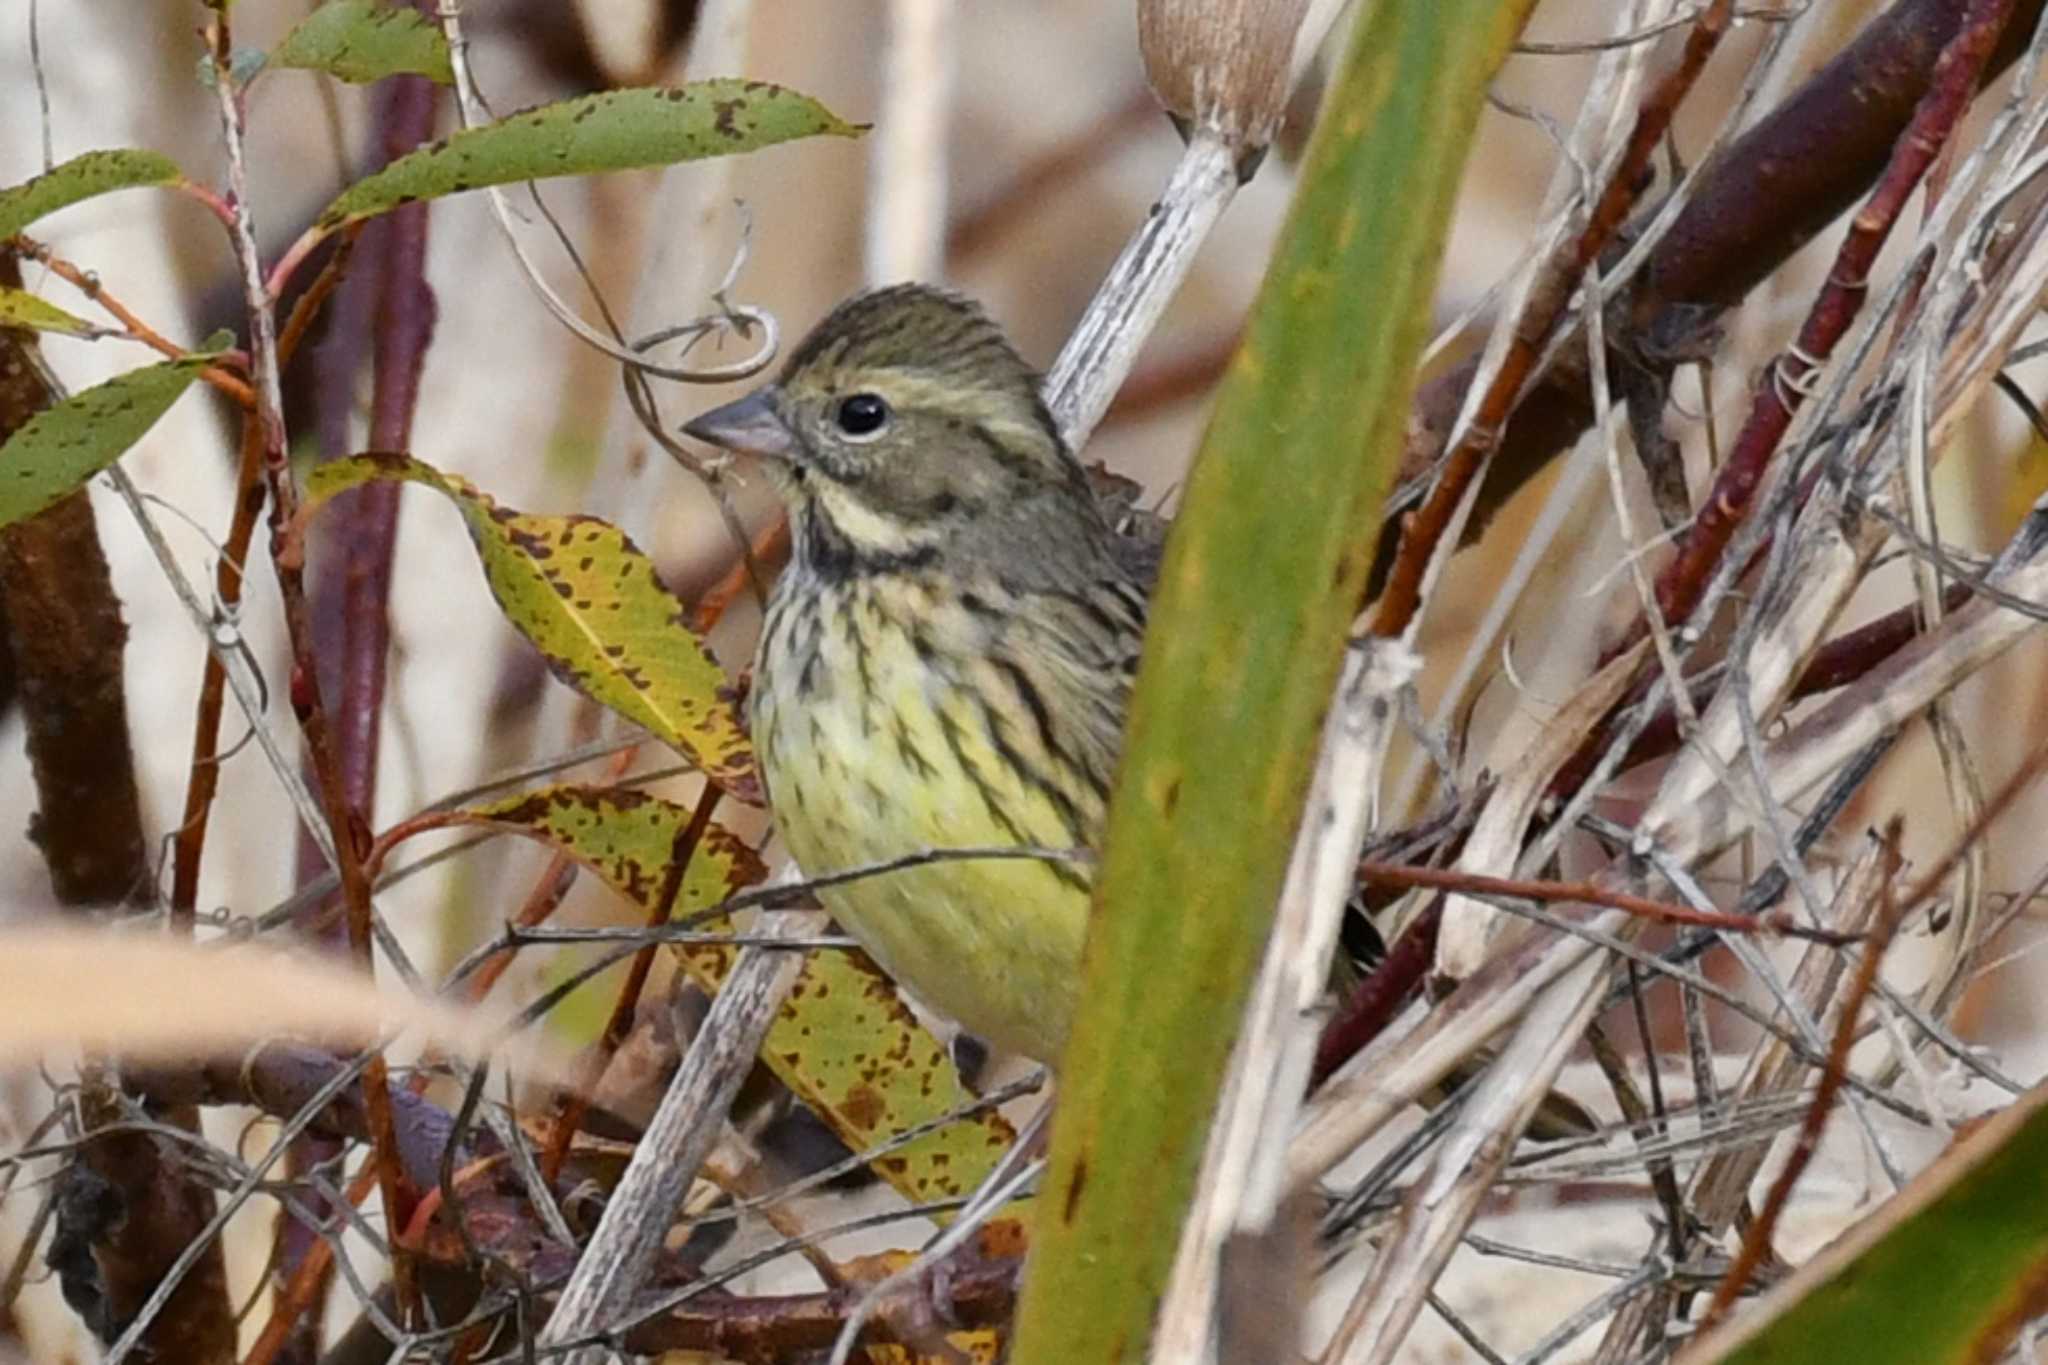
[749,571,1098,1062]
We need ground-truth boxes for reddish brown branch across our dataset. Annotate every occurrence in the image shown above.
[1357,861,1854,943]
[617,1251,1020,1359]
[277,312,423,1332]
[171,237,359,930]
[203,11,420,1327]
[1699,820,1908,1332]
[276,59,439,1348]
[12,239,256,411]
[1648,0,2016,632]
[1377,0,2048,601]
[1371,0,1736,637]
[1633,0,2037,322]
[0,252,237,1365]
[1311,902,1442,1090]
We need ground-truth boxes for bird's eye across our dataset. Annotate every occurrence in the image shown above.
[834,393,891,438]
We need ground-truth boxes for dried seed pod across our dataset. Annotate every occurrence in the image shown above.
[1048,0,1345,447]
[1138,0,1316,172]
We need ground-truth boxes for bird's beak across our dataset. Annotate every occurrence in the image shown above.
[683,387,797,460]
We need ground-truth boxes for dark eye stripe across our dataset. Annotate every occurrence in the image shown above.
[965,423,1042,480]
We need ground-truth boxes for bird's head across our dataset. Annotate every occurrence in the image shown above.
[684,285,1092,569]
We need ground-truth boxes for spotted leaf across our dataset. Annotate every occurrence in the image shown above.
[0,288,100,337]
[454,783,1019,1208]
[303,453,758,799]
[0,149,183,241]
[0,343,227,528]
[315,81,863,229]
[271,0,454,85]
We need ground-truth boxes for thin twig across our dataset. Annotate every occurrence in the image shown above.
[1697,823,1909,1332]
[202,12,421,1326]
[534,912,813,1365]
[1358,861,1855,944]
[13,239,257,409]
[1371,0,1735,639]
[1647,0,2018,630]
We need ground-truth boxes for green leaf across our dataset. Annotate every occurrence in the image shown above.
[315,80,864,229]
[0,288,99,337]
[304,453,759,799]
[1694,1079,2048,1365]
[0,349,223,528]
[271,1,452,86]
[0,149,184,241]
[1009,2,1538,1361]
[454,784,1018,1206]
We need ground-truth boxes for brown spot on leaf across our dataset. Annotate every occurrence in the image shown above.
[842,1084,885,1129]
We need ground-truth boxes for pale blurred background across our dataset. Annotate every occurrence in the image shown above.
[2,3,2045,1361]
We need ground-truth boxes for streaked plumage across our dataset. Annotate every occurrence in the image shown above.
[685,285,1144,1062]
[685,286,1597,1138]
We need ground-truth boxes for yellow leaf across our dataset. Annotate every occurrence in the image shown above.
[303,453,760,800]
[453,784,1019,1206]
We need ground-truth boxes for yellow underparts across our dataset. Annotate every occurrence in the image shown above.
[754,579,1095,1065]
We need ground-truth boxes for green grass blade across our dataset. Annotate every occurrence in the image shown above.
[1694,1079,2048,1365]
[1008,2,1537,1360]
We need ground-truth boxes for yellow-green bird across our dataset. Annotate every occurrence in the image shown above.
[685,284,1138,1064]
[684,284,1591,1137]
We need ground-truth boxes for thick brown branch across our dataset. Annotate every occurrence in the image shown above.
[1377,0,2048,598]
[617,1251,1020,1360]
[1650,0,2016,629]
[1371,0,1736,638]
[0,252,236,1365]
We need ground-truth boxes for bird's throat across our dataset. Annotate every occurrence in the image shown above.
[793,487,944,582]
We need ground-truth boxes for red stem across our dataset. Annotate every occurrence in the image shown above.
[1648,0,2017,630]
[1371,0,1735,637]
[275,58,441,1347]
[338,66,441,817]
[1311,903,1443,1090]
